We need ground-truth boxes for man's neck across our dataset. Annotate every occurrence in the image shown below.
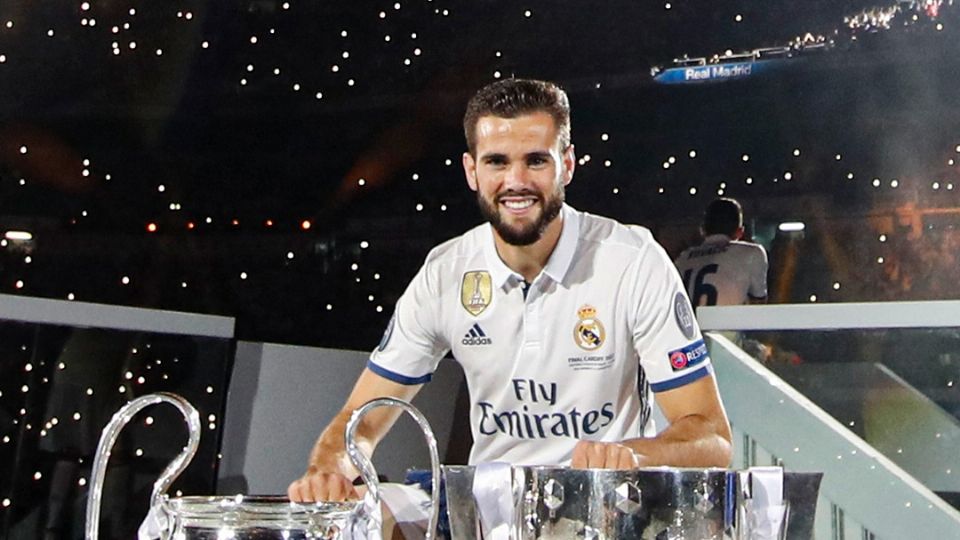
[493,214,564,283]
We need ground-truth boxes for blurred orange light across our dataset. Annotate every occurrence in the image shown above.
[146,223,158,233]
[187,222,195,230]
[232,219,240,226]
[265,219,274,227]
[301,220,312,230]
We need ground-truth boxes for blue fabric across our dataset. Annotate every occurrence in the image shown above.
[404,469,450,538]
[367,360,433,385]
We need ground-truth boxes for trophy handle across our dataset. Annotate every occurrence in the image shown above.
[345,397,441,540]
[85,392,201,540]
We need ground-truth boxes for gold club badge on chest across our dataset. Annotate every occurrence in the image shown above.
[461,271,492,316]
[574,304,606,351]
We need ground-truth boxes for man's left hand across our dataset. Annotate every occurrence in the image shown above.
[571,440,642,470]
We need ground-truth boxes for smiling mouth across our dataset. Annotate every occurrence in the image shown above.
[502,199,536,210]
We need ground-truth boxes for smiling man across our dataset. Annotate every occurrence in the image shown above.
[289,79,732,503]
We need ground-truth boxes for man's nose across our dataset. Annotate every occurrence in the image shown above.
[503,163,529,188]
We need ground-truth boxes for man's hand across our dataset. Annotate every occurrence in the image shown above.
[571,440,643,470]
[287,469,359,502]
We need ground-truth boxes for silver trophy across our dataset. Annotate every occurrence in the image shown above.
[85,392,440,540]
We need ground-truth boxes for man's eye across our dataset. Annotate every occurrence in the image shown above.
[528,157,548,167]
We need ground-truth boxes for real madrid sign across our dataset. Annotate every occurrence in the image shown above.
[461,270,492,316]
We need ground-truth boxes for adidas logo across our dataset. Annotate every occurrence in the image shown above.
[461,323,492,346]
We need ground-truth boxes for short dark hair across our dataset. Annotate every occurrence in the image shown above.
[704,197,743,236]
[463,78,571,156]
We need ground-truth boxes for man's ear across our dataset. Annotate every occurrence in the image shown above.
[463,152,478,192]
[562,144,576,186]
[734,226,745,240]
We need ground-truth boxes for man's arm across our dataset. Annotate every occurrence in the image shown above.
[572,373,732,469]
[288,367,423,502]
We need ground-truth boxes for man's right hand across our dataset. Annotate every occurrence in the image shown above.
[287,469,359,502]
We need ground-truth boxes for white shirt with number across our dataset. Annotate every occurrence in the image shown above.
[370,204,712,466]
[674,234,768,307]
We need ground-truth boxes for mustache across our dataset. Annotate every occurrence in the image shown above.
[495,189,542,202]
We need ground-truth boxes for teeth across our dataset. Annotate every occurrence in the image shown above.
[503,199,534,210]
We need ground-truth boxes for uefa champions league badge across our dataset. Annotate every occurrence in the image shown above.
[673,292,696,339]
[574,304,606,351]
[461,270,492,316]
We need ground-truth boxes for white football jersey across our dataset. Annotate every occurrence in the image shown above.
[674,234,768,307]
[370,205,712,466]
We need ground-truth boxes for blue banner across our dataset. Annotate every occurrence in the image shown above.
[654,60,777,84]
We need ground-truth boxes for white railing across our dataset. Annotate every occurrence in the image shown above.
[702,301,960,539]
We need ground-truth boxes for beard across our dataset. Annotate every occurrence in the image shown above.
[477,184,565,246]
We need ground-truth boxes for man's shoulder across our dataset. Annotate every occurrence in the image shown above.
[729,240,767,255]
[577,210,657,252]
[423,223,487,267]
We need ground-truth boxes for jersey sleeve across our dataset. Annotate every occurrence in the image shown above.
[630,237,712,393]
[748,244,769,300]
[368,261,448,385]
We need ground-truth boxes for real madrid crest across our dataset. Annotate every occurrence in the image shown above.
[574,304,606,351]
[461,270,492,316]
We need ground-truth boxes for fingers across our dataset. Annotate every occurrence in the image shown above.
[287,472,359,503]
[571,440,640,470]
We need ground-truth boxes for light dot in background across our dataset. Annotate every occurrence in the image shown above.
[809,295,817,302]
[145,416,154,425]
[847,173,855,180]
[662,162,670,169]
[604,160,611,167]
[833,282,841,290]
[121,276,130,285]
[746,177,753,184]
[444,158,452,166]
[412,173,419,180]
[240,272,248,280]
[2,498,10,506]
[735,14,742,22]
[493,71,501,78]
[793,148,801,156]
[48,29,54,37]
[206,386,214,394]
[135,448,143,456]
[250,36,258,44]
[358,178,365,186]
[15,280,24,289]
[688,187,697,195]
[741,154,749,162]
[360,241,369,249]
[78,478,87,486]
[326,304,333,310]
[688,150,696,158]
[601,133,609,141]
[784,172,793,180]
[668,156,676,164]
[665,3,672,9]
[890,179,899,188]
[202,41,209,49]
[67,293,75,300]
[33,472,42,480]
[879,234,887,242]
[612,188,619,194]
[524,10,532,17]
[872,179,881,187]
[19,145,27,154]
[835,154,842,160]
[315,92,323,99]
[877,257,885,264]
[416,203,424,211]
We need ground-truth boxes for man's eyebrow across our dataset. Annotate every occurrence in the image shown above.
[479,152,507,161]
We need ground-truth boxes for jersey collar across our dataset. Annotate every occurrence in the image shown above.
[704,233,733,244]
[483,203,581,290]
